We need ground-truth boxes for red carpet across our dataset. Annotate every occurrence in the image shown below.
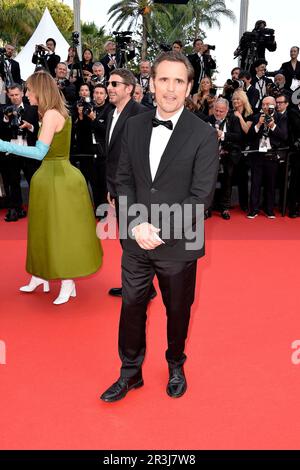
[0,208,300,450]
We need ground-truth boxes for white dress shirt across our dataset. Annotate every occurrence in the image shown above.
[149,106,184,181]
[108,107,121,144]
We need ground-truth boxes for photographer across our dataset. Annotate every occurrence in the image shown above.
[135,60,151,94]
[279,46,300,92]
[208,98,242,220]
[54,62,77,106]
[0,84,39,222]
[251,59,273,110]
[100,37,135,80]
[234,20,276,73]
[239,70,260,110]
[222,67,243,107]
[90,62,106,88]
[193,76,217,116]
[267,73,290,100]
[247,96,288,218]
[0,44,22,88]
[188,38,216,95]
[32,38,60,77]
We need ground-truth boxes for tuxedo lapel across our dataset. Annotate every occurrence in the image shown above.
[137,110,155,185]
[105,109,114,155]
[153,109,193,183]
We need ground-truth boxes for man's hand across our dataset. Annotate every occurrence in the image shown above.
[88,110,96,121]
[133,222,164,250]
[20,120,33,131]
[107,192,115,208]
[267,117,276,130]
[257,114,265,128]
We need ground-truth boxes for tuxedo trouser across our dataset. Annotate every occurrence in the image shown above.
[4,155,39,209]
[288,152,300,211]
[119,250,197,378]
[250,154,278,213]
[220,157,236,210]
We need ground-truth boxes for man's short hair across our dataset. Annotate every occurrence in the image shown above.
[110,68,136,96]
[215,97,229,109]
[104,40,115,51]
[231,67,241,75]
[276,93,289,103]
[93,62,104,69]
[291,46,300,52]
[7,83,23,92]
[239,70,252,80]
[193,38,203,47]
[46,38,56,47]
[93,83,107,92]
[151,51,194,83]
[56,62,67,68]
[254,59,268,68]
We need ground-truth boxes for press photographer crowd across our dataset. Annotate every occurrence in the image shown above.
[0,19,300,223]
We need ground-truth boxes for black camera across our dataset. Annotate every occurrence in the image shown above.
[90,75,105,86]
[36,44,46,54]
[160,43,172,52]
[263,105,275,125]
[77,97,93,116]
[226,79,243,90]
[4,105,25,139]
[113,31,133,49]
[206,44,216,51]
[71,31,80,47]
[57,78,68,88]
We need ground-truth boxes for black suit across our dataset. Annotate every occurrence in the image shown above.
[32,52,60,77]
[100,50,135,80]
[251,76,273,110]
[0,58,22,86]
[248,111,289,213]
[279,60,300,91]
[105,99,148,198]
[0,102,40,210]
[288,106,300,212]
[187,53,216,95]
[245,85,260,110]
[115,108,219,376]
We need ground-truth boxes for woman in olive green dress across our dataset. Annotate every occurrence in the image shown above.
[0,72,102,304]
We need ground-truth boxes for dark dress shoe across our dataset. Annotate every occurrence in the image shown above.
[289,211,299,218]
[108,287,122,297]
[166,366,187,398]
[16,208,26,219]
[221,210,230,220]
[100,374,144,402]
[4,208,19,222]
[109,285,157,300]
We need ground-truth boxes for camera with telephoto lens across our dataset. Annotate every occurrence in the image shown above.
[4,105,25,139]
[0,47,6,63]
[35,44,47,55]
[77,97,93,116]
[226,79,244,90]
[206,44,216,51]
[113,31,133,50]
[264,105,275,124]
[71,31,80,47]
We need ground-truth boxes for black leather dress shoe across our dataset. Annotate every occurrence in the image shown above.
[100,374,144,402]
[166,366,187,398]
[16,208,26,219]
[4,208,19,222]
[221,210,230,220]
[109,285,157,300]
[108,287,122,297]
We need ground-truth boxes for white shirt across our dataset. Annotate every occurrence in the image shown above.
[149,106,184,181]
[108,107,121,144]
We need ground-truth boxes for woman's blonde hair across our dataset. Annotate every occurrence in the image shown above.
[232,89,253,117]
[26,71,69,119]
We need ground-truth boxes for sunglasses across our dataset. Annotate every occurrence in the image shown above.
[106,80,127,87]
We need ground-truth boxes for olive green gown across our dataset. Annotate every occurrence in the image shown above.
[26,117,102,280]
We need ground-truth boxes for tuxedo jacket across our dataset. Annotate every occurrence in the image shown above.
[187,53,216,95]
[246,85,260,110]
[288,106,300,145]
[280,60,300,90]
[0,102,39,146]
[105,99,149,196]
[115,108,219,261]
[208,113,242,164]
[100,50,135,79]
[0,59,22,84]
[248,110,289,151]
[32,52,60,77]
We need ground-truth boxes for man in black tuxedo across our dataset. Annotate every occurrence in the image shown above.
[239,70,260,110]
[287,103,300,217]
[0,44,22,86]
[100,52,219,403]
[251,59,273,111]
[31,38,60,77]
[279,46,300,92]
[208,98,242,220]
[0,84,39,221]
[105,68,150,298]
[188,38,216,95]
[100,40,135,80]
[247,96,289,218]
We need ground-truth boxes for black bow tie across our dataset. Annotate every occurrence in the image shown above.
[152,117,173,130]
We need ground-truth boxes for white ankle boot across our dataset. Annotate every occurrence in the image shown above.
[20,275,50,293]
[53,280,76,305]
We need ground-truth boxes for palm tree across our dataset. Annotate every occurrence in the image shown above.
[108,0,171,60]
[187,0,236,38]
